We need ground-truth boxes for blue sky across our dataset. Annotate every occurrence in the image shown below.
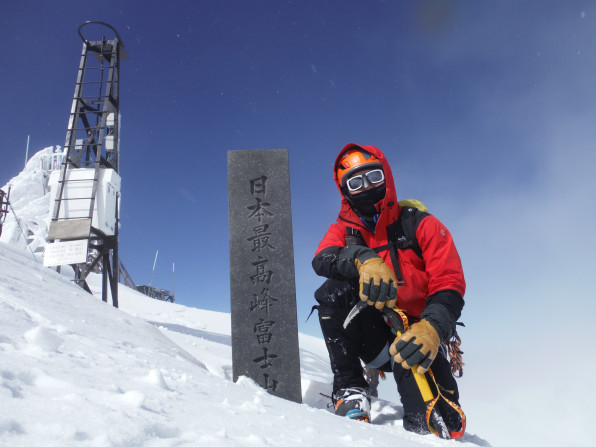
[2,0,595,345]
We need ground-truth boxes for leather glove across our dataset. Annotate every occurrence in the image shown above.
[390,319,440,374]
[354,257,398,310]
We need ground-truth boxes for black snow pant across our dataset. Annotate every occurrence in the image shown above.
[315,278,462,434]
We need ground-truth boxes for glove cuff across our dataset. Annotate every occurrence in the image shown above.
[419,305,453,342]
[337,245,380,277]
[354,248,379,264]
[420,290,464,342]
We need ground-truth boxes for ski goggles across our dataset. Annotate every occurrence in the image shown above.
[346,169,385,192]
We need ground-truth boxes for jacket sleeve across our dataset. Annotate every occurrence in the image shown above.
[416,215,466,341]
[312,223,379,279]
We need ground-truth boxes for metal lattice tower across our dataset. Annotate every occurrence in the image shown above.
[45,21,128,307]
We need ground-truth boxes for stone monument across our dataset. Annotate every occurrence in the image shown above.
[228,149,302,404]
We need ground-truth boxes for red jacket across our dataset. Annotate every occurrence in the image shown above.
[313,143,465,318]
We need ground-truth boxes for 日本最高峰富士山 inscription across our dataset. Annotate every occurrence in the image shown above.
[227,149,302,404]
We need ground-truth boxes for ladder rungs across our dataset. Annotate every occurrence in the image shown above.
[69,106,105,111]
[65,130,108,137]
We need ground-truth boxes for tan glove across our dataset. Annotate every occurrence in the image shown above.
[354,257,398,310]
[390,319,440,374]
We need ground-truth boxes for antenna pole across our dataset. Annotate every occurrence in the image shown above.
[24,135,30,168]
[149,250,158,287]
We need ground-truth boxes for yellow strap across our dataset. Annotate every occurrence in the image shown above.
[426,369,467,439]
[425,395,442,437]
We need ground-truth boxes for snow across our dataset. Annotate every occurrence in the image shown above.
[0,146,60,253]
[1,147,590,446]
[0,243,491,447]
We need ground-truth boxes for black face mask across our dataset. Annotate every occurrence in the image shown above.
[345,183,386,217]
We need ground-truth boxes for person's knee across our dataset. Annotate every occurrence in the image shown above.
[318,305,349,334]
[314,278,358,308]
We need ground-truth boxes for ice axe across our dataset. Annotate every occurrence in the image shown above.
[343,302,451,439]
[342,300,368,330]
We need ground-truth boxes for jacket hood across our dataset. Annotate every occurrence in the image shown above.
[334,143,400,235]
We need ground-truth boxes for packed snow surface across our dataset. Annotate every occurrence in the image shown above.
[0,243,492,447]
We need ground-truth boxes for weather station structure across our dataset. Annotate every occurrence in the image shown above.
[44,21,128,307]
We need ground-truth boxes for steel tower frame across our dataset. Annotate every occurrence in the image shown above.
[47,21,128,306]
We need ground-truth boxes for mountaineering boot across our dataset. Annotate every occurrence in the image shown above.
[332,387,371,423]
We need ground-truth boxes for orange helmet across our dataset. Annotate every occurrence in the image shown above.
[336,148,383,188]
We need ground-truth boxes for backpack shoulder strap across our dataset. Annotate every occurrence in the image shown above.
[343,203,428,282]
[388,205,429,260]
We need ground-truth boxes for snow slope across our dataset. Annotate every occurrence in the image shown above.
[0,242,491,446]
